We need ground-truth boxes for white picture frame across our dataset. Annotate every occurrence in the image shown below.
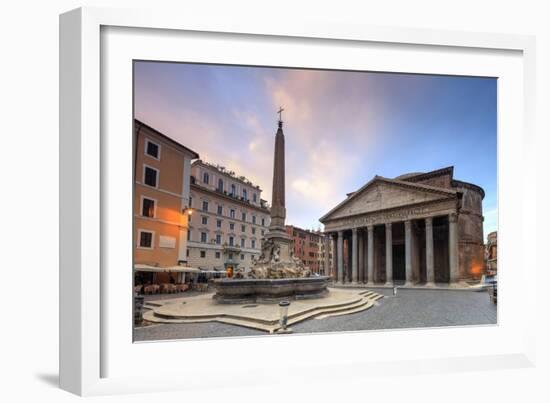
[59,7,537,396]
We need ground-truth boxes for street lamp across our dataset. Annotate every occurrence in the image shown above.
[177,207,194,267]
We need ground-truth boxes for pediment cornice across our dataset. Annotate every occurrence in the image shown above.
[320,176,457,223]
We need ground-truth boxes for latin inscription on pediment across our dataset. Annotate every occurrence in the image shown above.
[324,199,456,232]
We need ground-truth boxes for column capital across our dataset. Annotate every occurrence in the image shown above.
[352,227,358,234]
[449,213,458,223]
[404,220,412,229]
[385,222,392,230]
[425,216,433,227]
[337,230,344,236]
[367,224,374,232]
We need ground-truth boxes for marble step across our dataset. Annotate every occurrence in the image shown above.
[152,297,367,325]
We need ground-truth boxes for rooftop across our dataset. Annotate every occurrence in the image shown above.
[193,159,262,190]
[134,119,200,159]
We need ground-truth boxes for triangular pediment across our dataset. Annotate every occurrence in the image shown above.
[321,177,456,222]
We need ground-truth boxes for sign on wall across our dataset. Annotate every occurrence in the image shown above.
[159,236,176,248]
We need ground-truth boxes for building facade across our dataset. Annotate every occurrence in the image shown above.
[187,160,271,273]
[285,226,333,275]
[133,120,199,281]
[318,230,334,276]
[320,167,485,286]
[486,231,497,273]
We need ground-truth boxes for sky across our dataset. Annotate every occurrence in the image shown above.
[134,62,497,239]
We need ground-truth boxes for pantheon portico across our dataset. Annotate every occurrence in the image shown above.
[319,167,485,287]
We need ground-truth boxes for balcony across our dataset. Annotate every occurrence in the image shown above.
[222,242,241,254]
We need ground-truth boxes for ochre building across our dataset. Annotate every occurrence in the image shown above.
[319,167,485,287]
[133,119,199,281]
[285,226,333,275]
[485,231,497,273]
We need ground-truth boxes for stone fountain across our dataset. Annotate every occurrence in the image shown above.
[213,110,329,304]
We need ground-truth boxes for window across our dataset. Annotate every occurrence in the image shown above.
[216,219,222,228]
[251,239,256,249]
[241,225,246,233]
[143,166,158,187]
[242,189,247,200]
[261,218,265,226]
[230,209,235,218]
[231,184,236,196]
[217,205,223,215]
[203,172,209,184]
[201,216,208,225]
[241,238,245,247]
[138,230,153,249]
[141,197,155,217]
[253,193,257,202]
[240,254,245,260]
[201,232,207,243]
[215,251,221,259]
[202,201,208,212]
[242,212,246,221]
[252,228,256,235]
[217,178,223,192]
[229,236,234,246]
[186,249,189,257]
[261,230,265,236]
[200,250,206,258]
[228,253,233,260]
[187,230,191,241]
[216,234,221,244]
[229,222,235,230]
[145,139,160,159]
[252,215,256,224]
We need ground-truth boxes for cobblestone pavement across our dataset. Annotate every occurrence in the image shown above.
[134,288,497,342]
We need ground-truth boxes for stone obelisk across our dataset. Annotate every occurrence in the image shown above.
[267,108,290,240]
[245,107,311,279]
[263,108,293,261]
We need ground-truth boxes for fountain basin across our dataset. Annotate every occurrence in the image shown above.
[212,276,330,304]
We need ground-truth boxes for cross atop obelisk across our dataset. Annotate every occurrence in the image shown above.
[277,106,284,128]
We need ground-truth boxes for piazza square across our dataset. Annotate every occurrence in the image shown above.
[132,62,497,341]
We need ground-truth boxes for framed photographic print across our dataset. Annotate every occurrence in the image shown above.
[60,7,537,396]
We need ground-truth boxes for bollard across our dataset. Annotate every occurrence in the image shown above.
[276,300,293,333]
[393,287,397,297]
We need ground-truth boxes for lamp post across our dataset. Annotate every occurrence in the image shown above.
[177,207,194,266]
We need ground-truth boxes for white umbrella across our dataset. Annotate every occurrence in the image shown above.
[163,266,201,273]
[134,264,164,272]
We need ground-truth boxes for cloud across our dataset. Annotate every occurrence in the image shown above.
[248,140,259,152]
[135,62,496,232]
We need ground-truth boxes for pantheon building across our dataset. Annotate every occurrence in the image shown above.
[319,167,485,287]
